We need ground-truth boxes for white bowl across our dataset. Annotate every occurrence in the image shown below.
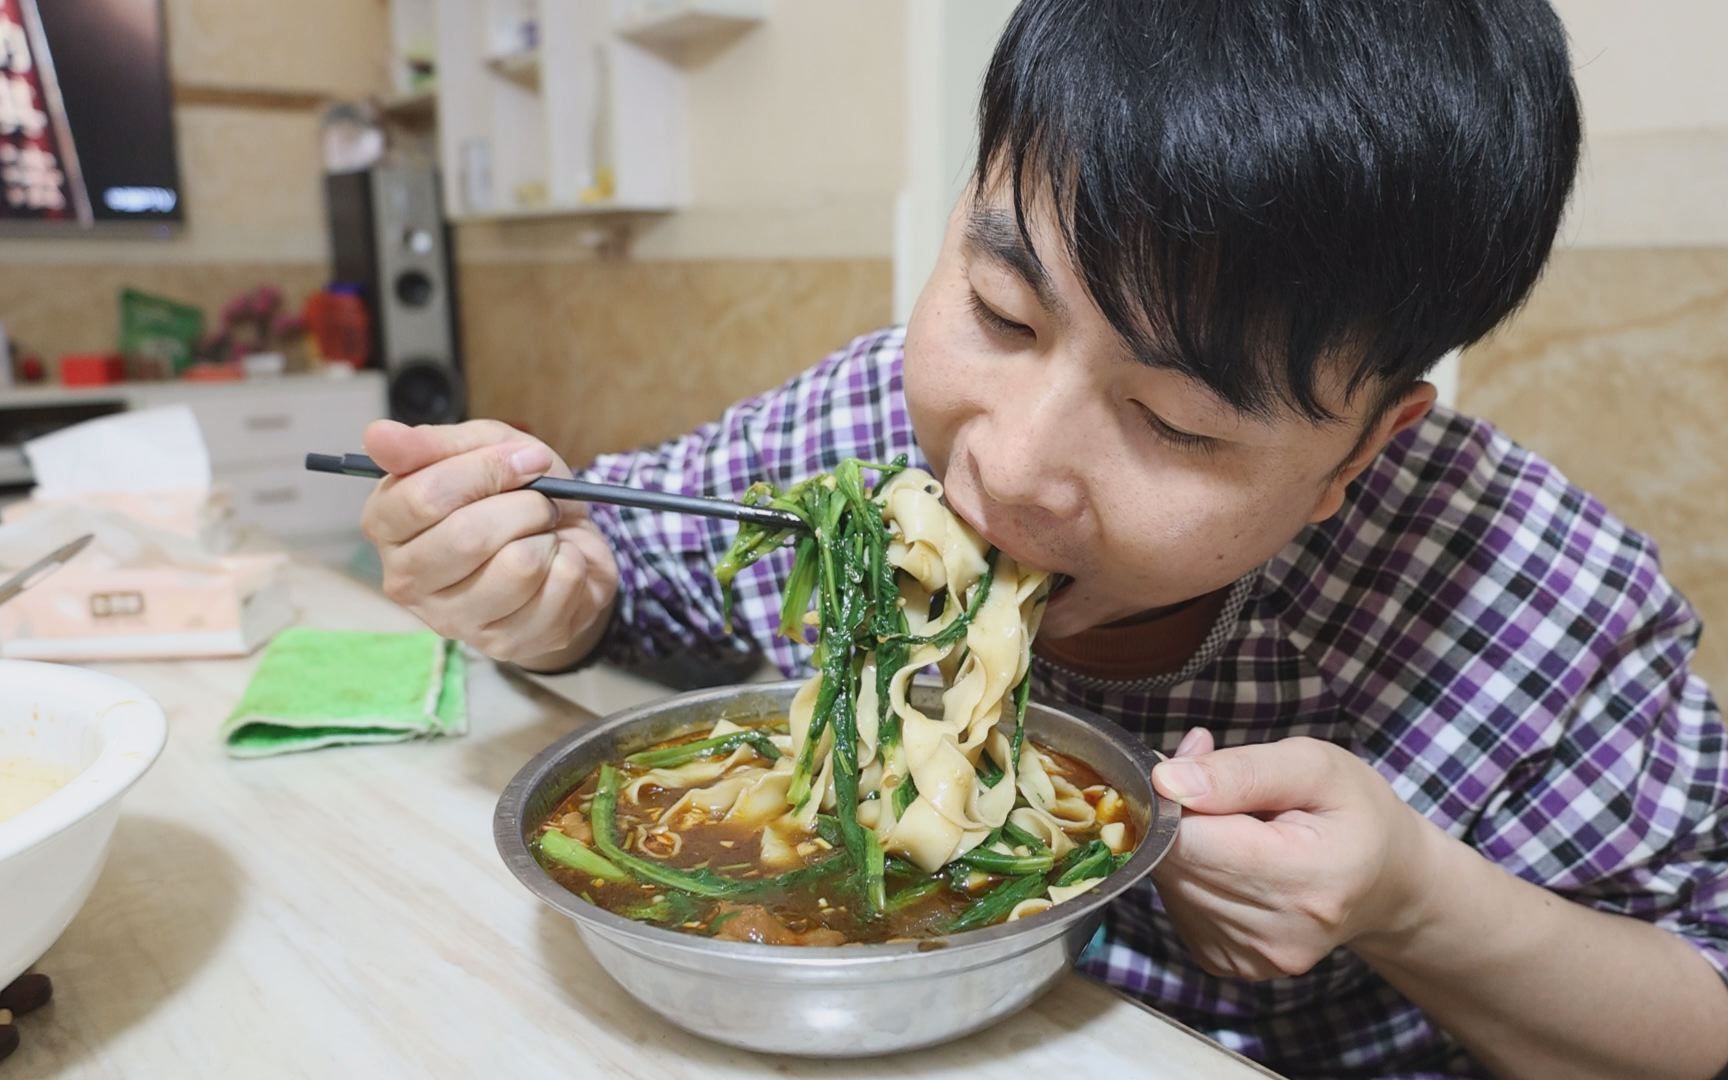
[0,660,167,987]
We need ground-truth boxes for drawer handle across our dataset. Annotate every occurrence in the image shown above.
[251,487,302,505]
[243,413,293,432]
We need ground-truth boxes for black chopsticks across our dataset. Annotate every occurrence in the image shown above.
[304,452,807,532]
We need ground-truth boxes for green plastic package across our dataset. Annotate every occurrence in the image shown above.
[119,287,204,378]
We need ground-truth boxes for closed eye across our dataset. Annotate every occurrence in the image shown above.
[1132,403,1218,454]
[967,290,1034,339]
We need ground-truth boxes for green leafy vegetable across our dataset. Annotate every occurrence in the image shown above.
[891,775,918,818]
[884,877,947,914]
[622,891,705,925]
[624,729,779,769]
[1000,819,1051,854]
[945,874,1050,933]
[1010,673,1031,774]
[812,813,845,848]
[536,829,631,882]
[976,752,1006,788]
[955,845,1056,875]
[1051,840,1114,888]
[886,855,930,880]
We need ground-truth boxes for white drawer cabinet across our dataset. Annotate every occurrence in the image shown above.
[219,461,376,541]
[0,371,389,559]
[172,383,386,472]
[133,374,388,547]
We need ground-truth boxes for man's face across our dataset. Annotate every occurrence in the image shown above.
[903,190,1433,639]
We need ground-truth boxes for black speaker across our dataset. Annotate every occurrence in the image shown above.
[325,165,466,425]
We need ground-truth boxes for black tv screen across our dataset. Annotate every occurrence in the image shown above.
[0,0,182,227]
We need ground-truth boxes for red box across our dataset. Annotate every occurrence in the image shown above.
[59,353,126,386]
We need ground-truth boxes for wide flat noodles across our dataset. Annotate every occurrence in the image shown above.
[1017,747,1096,831]
[1007,806,1078,858]
[940,556,1046,749]
[627,744,759,804]
[728,761,797,825]
[640,462,1072,884]
[786,675,837,828]
[849,468,1053,872]
[879,470,989,599]
[653,718,782,824]
[660,771,762,822]
[1007,874,1109,923]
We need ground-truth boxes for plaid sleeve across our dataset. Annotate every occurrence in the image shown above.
[576,328,912,676]
[1470,558,1728,982]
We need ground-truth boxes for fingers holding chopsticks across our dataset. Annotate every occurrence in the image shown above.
[364,418,542,479]
[385,489,565,594]
[452,526,619,663]
[361,419,567,546]
[358,419,620,665]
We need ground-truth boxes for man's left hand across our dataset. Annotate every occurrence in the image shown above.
[1150,729,1438,981]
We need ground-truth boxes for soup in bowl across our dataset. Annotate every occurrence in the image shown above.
[494,679,1178,1057]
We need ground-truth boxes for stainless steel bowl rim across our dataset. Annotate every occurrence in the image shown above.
[580,915,1074,983]
[495,679,1179,966]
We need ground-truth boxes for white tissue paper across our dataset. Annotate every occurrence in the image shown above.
[0,407,292,660]
[4,405,234,549]
[24,404,211,498]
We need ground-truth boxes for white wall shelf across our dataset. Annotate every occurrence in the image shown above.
[380,91,437,124]
[612,0,768,51]
[391,0,768,223]
[485,48,543,90]
[455,200,673,223]
[420,0,761,224]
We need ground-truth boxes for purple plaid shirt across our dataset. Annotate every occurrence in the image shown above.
[582,328,1728,1079]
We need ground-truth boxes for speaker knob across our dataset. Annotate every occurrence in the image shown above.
[388,359,466,425]
[394,269,435,307]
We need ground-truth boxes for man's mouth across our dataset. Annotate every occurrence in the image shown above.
[938,475,1078,597]
[1037,570,1092,638]
[968,520,1079,609]
[972,525,1076,594]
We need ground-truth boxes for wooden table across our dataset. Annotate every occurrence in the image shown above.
[11,563,1276,1078]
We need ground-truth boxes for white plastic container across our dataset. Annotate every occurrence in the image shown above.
[0,660,167,987]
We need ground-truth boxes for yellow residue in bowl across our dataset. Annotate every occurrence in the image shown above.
[0,756,74,822]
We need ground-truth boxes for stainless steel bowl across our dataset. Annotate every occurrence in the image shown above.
[494,680,1179,1057]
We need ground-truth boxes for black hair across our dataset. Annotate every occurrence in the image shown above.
[974,0,1581,423]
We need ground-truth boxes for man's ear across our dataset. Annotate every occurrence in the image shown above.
[1309,383,1438,523]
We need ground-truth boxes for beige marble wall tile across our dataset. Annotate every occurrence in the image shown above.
[1459,248,1728,691]
[167,0,390,98]
[456,258,893,466]
[684,2,903,212]
[168,106,330,260]
[455,199,896,264]
[1563,128,1728,248]
[0,263,328,359]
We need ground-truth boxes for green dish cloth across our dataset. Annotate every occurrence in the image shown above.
[221,628,467,758]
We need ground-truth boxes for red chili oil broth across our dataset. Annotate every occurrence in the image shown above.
[534,722,1136,945]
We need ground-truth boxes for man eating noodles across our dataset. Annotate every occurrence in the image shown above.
[356,2,1728,1076]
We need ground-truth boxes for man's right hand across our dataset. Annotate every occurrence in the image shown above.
[360,419,619,669]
